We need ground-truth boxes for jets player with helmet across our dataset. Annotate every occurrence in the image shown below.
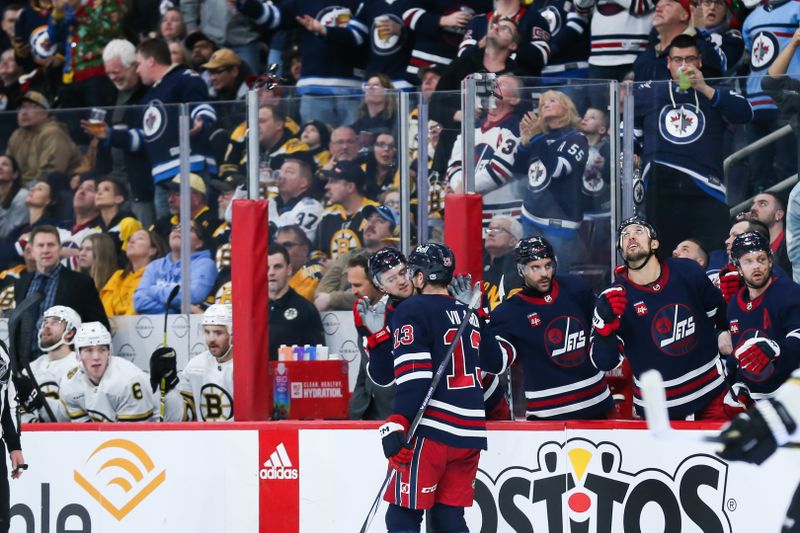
[17,306,81,422]
[160,304,234,422]
[480,237,614,419]
[59,322,157,422]
[590,216,732,420]
[378,242,486,533]
[725,231,800,405]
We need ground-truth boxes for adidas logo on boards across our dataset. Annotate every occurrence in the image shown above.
[259,443,299,480]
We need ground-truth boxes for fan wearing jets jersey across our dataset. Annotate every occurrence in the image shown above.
[59,322,157,422]
[726,231,800,405]
[480,236,613,419]
[590,216,732,420]
[17,306,81,422]
[160,304,234,422]
[378,242,486,533]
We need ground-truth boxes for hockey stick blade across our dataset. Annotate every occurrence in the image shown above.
[640,369,721,444]
[359,285,483,533]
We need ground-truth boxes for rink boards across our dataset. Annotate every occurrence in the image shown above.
[10,420,799,532]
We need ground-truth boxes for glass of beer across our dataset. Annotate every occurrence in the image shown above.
[88,107,107,136]
[376,15,391,41]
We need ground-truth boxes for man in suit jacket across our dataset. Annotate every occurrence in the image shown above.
[15,226,108,354]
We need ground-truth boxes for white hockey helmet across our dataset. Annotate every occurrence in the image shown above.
[73,322,112,352]
[202,304,232,334]
[38,305,82,352]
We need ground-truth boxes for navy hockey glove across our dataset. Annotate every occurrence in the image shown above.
[14,373,44,413]
[719,264,742,304]
[717,398,797,465]
[593,286,627,336]
[379,414,414,472]
[448,274,473,305]
[735,337,780,375]
[150,347,179,393]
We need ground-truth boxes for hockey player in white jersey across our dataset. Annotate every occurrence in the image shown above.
[59,322,157,422]
[158,304,234,422]
[17,306,81,422]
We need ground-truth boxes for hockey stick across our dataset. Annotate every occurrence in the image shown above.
[7,292,57,422]
[152,285,180,421]
[640,369,721,444]
[359,285,483,533]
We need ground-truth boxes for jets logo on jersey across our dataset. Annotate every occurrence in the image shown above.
[372,14,404,55]
[541,7,563,36]
[633,178,645,205]
[750,32,778,70]
[528,160,550,192]
[199,383,234,421]
[142,100,167,140]
[658,105,706,145]
[651,304,697,356]
[29,26,57,65]
[544,316,588,367]
[733,329,776,382]
[330,228,361,258]
[318,6,352,27]
[528,312,542,327]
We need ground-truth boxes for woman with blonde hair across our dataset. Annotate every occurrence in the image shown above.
[517,90,588,270]
[78,233,119,292]
[100,230,167,316]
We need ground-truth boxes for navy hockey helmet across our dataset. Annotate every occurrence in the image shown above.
[513,236,557,266]
[617,215,658,249]
[407,242,455,284]
[369,247,407,286]
[731,231,772,265]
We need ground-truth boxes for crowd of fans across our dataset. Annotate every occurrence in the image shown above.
[0,0,799,423]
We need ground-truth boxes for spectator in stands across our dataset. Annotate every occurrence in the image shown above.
[204,48,248,101]
[364,131,398,200]
[483,215,523,310]
[315,204,397,311]
[152,173,222,249]
[275,225,325,303]
[316,160,379,260]
[98,39,154,228]
[632,0,726,81]
[169,41,192,66]
[0,155,27,240]
[133,219,218,314]
[77,233,117,292]
[237,0,363,126]
[517,90,588,270]
[672,238,709,268]
[15,225,109,342]
[750,192,793,277]
[94,176,143,265]
[268,243,325,360]
[0,49,22,150]
[0,5,21,52]
[91,38,217,219]
[319,125,360,177]
[185,31,216,89]
[7,91,83,185]
[159,7,186,43]
[695,0,744,76]
[299,120,332,169]
[634,34,752,253]
[182,0,264,74]
[352,75,397,148]
[59,173,102,267]
[271,154,324,242]
[101,229,167,316]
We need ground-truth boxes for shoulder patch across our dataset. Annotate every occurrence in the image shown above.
[67,367,79,379]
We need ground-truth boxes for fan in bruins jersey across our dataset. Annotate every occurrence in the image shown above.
[159,304,234,422]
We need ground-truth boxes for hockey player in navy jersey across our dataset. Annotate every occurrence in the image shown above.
[726,231,800,404]
[590,216,732,420]
[480,236,613,419]
[378,242,486,532]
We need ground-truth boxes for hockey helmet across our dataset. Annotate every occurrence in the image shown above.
[38,305,82,352]
[73,322,112,351]
[407,242,455,284]
[617,215,658,249]
[731,231,772,265]
[368,247,407,286]
[513,236,557,266]
[202,304,233,333]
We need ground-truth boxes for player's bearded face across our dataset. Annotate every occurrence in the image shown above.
[738,252,772,289]
[621,225,655,263]
[521,258,554,292]
[204,326,232,359]
[39,317,65,348]
[80,345,110,384]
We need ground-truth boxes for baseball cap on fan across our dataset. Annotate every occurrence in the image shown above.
[161,173,207,196]
[361,204,400,230]
[327,160,366,192]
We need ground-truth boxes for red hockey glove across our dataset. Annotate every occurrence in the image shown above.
[719,264,742,304]
[379,414,413,472]
[367,327,391,349]
[735,337,780,374]
[593,286,627,336]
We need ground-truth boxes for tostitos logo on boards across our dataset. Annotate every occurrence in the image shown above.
[473,438,731,533]
[74,439,166,520]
